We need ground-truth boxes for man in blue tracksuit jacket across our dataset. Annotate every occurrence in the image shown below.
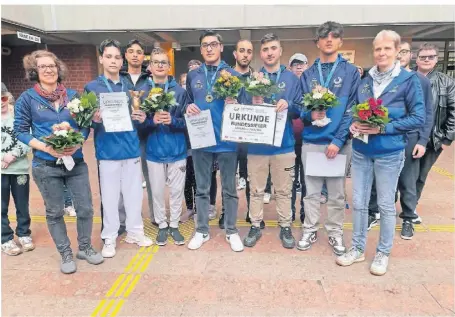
[297,22,361,256]
[368,41,434,240]
[138,48,188,247]
[185,30,246,252]
[85,39,152,259]
[242,33,302,249]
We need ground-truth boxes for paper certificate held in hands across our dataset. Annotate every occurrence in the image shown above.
[305,152,347,177]
[185,110,217,149]
[99,92,133,133]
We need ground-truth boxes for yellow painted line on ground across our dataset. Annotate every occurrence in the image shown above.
[109,300,125,317]
[431,166,454,180]
[88,239,159,316]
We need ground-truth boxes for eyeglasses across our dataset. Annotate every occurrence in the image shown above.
[291,62,307,67]
[398,49,411,56]
[37,64,57,71]
[201,42,220,50]
[151,60,169,67]
[418,55,437,61]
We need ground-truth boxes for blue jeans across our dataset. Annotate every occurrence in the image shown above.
[351,150,405,256]
[192,150,238,235]
[32,158,94,255]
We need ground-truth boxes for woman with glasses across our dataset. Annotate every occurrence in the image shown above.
[14,50,104,273]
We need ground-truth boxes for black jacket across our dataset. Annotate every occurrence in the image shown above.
[120,69,150,91]
[427,70,455,150]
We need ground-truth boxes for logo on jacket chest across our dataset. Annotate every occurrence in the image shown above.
[194,80,203,90]
[277,81,286,89]
[333,77,343,88]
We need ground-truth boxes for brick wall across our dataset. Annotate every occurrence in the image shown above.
[1,45,99,98]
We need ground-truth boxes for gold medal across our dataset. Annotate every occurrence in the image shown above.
[205,94,214,103]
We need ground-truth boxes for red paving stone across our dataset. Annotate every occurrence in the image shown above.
[1,136,454,316]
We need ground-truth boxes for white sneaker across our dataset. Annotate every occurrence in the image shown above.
[335,246,365,267]
[263,193,271,204]
[142,181,146,188]
[18,236,35,252]
[188,232,210,250]
[226,233,244,252]
[237,177,246,190]
[208,205,217,220]
[370,252,389,276]
[124,234,153,247]
[64,205,76,217]
[1,240,22,256]
[102,239,116,258]
[411,215,422,224]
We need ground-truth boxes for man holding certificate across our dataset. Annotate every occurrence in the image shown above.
[85,39,153,258]
[243,33,302,249]
[185,30,245,252]
[298,22,360,255]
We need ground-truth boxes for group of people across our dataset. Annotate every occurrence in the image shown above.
[1,20,453,277]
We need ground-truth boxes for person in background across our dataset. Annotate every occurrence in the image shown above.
[121,39,155,227]
[188,60,202,72]
[336,30,425,276]
[415,42,455,221]
[1,90,34,256]
[180,73,187,89]
[356,65,364,78]
[14,50,104,273]
[288,53,307,224]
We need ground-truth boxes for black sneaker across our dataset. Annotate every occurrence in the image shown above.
[367,215,378,231]
[218,213,225,229]
[169,227,185,245]
[243,226,262,247]
[279,227,296,249]
[156,228,168,246]
[401,221,414,240]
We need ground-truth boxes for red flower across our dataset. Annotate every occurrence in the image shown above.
[376,99,383,106]
[358,109,372,121]
[71,113,76,118]
[373,109,385,117]
[368,98,380,111]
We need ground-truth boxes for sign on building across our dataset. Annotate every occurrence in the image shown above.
[339,50,355,63]
[17,32,41,44]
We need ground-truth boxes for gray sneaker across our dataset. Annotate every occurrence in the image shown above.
[156,228,169,246]
[297,232,317,251]
[76,246,104,265]
[244,226,262,247]
[328,236,346,256]
[336,246,365,267]
[279,227,296,249]
[169,227,185,245]
[61,253,77,274]
[370,251,389,276]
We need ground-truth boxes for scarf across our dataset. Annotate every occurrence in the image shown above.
[369,61,399,86]
[33,83,68,104]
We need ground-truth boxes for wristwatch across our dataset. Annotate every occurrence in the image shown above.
[379,125,386,134]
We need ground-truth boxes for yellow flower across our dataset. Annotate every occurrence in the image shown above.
[148,87,163,99]
[225,81,231,87]
[232,77,240,83]
[217,77,224,83]
[220,69,231,80]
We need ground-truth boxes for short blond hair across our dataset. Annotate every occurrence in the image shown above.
[373,30,401,49]
[23,50,68,82]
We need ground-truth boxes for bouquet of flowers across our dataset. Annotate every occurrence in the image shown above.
[213,69,242,99]
[42,122,85,151]
[67,92,98,128]
[245,72,281,99]
[302,85,339,127]
[140,87,178,114]
[42,122,85,169]
[352,98,390,143]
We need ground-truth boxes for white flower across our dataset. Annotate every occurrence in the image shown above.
[261,79,271,85]
[79,106,84,112]
[313,92,323,99]
[151,94,161,102]
[54,130,68,137]
[249,81,259,88]
[327,89,334,95]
